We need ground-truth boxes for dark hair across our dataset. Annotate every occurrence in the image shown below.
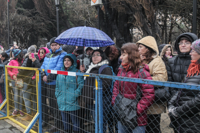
[121,43,142,73]
[90,49,108,63]
[139,44,154,63]
[13,51,24,66]
[40,48,46,53]
[1,52,9,61]
[104,45,119,60]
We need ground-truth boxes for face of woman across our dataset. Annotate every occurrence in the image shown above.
[40,49,45,59]
[64,58,72,69]
[138,44,149,55]
[92,51,102,64]
[0,56,5,61]
[120,51,129,64]
[190,50,200,60]
[165,47,172,56]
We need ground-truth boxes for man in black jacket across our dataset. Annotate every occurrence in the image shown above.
[166,32,198,133]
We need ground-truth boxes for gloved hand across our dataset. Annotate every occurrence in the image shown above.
[168,107,178,117]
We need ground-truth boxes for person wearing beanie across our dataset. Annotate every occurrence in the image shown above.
[32,45,37,50]
[80,49,113,132]
[137,36,168,133]
[40,37,66,131]
[55,54,84,133]
[24,45,37,57]
[12,49,21,58]
[166,32,198,133]
[7,49,24,117]
[168,39,200,133]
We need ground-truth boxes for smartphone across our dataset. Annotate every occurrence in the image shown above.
[31,53,35,58]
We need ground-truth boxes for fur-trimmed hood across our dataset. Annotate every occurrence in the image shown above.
[160,44,173,58]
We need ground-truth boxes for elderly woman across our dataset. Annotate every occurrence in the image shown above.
[168,39,200,133]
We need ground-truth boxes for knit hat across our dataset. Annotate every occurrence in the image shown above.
[12,49,21,57]
[50,37,57,45]
[27,46,36,53]
[32,45,37,50]
[191,39,200,54]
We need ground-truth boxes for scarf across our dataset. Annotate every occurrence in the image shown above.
[84,60,109,80]
[121,63,130,72]
[187,60,200,77]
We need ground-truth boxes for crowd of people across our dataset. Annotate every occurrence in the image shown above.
[0,32,199,133]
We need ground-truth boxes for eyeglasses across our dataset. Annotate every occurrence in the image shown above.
[92,54,101,57]
[178,42,191,46]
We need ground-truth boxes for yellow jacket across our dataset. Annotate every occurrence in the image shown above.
[137,36,168,114]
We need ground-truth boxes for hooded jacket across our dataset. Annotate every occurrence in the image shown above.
[137,36,168,82]
[166,33,198,94]
[55,54,84,111]
[112,64,155,126]
[40,47,67,85]
[168,72,200,132]
[7,59,21,80]
[137,36,168,114]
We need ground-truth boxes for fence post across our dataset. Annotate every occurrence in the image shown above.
[97,77,103,133]
[38,70,42,133]
[95,77,99,133]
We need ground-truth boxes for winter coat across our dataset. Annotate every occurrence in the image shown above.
[7,59,22,80]
[166,33,198,94]
[40,47,67,85]
[168,74,200,132]
[159,44,174,65]
[112,64,155,126]
[137,36,168,114]
[0,59,9,66]
[55,54,84,111]
[82,60,113,105]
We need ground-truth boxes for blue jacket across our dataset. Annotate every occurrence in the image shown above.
[55,54,84,111]
[40,47,67,85]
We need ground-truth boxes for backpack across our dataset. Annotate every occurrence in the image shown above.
[98,64,116,93]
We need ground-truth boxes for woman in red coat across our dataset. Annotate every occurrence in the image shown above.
[112,43,155,133]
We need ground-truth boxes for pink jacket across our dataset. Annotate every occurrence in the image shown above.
[112,64,155,126]
[7,59,21,79]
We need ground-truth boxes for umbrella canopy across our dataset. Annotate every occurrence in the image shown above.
[55,26,114,47]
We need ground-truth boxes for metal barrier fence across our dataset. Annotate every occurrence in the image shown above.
[0,65,6,118]
[0,65,42,133]
[1,66,200,133]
